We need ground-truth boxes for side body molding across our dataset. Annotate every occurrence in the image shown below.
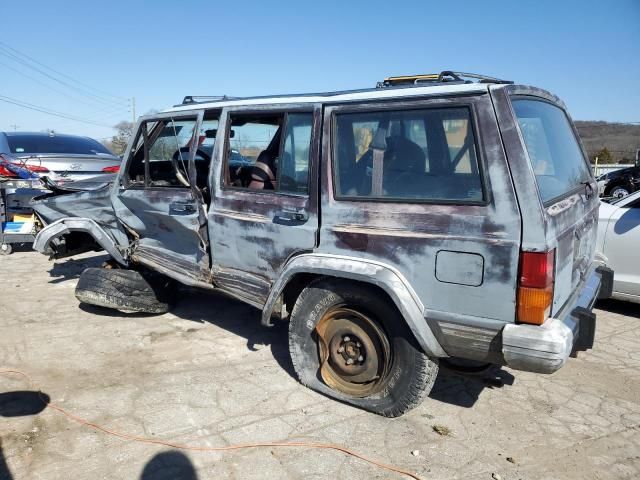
[262,253,447,357]
[33,217,128,266]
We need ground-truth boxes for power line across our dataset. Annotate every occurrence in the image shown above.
[0,43,130,109]
[0,94,113,128]
[0,60,129,116]
[0,41,129,104]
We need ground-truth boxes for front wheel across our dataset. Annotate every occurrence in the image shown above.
[288,278,438,417]
[0,243,13,255]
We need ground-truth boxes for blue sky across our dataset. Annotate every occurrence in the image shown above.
[1,0,638,141]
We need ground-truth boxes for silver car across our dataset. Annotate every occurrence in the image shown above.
[597,192,640,303]
[0,131,121,184]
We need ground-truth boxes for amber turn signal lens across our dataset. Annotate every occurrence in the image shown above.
[517,286,553,325]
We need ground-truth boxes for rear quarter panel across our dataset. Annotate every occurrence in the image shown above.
[316,93,522,361]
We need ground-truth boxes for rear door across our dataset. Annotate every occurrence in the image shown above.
[208,105,320,306]
[505,92,599,314]
[112,110,212,285]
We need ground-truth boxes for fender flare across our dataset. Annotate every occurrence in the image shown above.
[262,253,446,357]
[33,217,128,266]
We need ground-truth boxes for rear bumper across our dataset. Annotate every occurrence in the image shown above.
[502,265,614,374]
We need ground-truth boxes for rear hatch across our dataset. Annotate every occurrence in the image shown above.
[512,98,599,314]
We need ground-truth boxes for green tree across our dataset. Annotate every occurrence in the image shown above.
[594,147,614,164]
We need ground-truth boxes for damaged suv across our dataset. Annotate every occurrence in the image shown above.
[33,72,613,417]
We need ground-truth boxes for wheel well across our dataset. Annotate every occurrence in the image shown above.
[605,180,628,193]
[281,274,402,321]
[52,231,102,256]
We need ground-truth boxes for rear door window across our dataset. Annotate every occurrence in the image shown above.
[512,99,592,204]
[334,106,484,202]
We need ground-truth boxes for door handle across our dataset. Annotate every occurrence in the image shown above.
[274,208,308,222]
[170,201,196,214]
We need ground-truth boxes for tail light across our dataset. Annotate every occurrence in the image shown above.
[517,250,555,325]
[11,163,49,173]
[0,155,17,177]
[102,165,120,173]
[0,163,17,177]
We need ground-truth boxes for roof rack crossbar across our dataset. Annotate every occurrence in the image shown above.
[180,95,236,105]
[377,71,513,88]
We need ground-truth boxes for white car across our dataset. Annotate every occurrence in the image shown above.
[597,191,640,303]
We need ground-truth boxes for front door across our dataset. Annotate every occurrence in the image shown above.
[113,110,212,285]
[208,105,320,306]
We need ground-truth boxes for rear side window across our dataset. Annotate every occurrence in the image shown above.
[512,99,592,203]
[7,135,113,155]
[334,107,483,202]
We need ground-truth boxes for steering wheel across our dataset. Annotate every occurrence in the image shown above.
[171,147,211,187]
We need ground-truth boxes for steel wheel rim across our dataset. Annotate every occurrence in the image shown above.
[612,187,629,198]
[315,307,391,397]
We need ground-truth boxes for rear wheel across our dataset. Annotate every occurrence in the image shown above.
[608,185,631,198]
[0,244,13,255]
[288,278,438,417]
[75,267,176,314]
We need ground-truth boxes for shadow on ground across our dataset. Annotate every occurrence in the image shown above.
[170,288,297,378]
[596,298,640,319]
[81,278,516,409]
[79,303,160,318]
[0,390,51,480]
[47,254,109,284]
[429,364,515,408]
[140,451,198,480]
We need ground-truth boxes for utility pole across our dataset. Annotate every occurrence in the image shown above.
[131,97,136,124]
[9,124,19,131]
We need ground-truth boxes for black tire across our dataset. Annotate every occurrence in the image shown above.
[75,267,175,314]
[606,184,631,199]
[288,278,438,417]
[0,244,13,255]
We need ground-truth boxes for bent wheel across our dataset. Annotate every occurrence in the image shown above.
[316,307,392,397]
[288,278,438,417]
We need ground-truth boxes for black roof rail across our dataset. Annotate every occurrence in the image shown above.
[180,95,236,105]
[377,71,513,88]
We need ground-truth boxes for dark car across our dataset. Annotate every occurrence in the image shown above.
[597,164,640,199]
[0,131,121,184]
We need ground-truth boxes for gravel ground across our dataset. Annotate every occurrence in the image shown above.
[0,250,639,480]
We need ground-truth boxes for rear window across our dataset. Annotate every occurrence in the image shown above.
[7,135,113,156]
[512,99,591,203]
[334,106,484,202]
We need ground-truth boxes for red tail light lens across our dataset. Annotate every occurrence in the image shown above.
[517,250,555,325]
[519,251,554,289]
[11,163,49,173]
[26,165,50,173]
[102,165,120,173]
[0,164,17,177]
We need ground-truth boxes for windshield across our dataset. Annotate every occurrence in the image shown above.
[7,134,113,156]
[512,99,592,204]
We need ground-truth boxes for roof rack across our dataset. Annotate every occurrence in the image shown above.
[376,71,513,88]
[180,95,236,105]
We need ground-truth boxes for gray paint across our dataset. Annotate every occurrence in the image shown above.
[30,81,606,375]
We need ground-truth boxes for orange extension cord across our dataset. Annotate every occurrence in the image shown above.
[0,369,424,480]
